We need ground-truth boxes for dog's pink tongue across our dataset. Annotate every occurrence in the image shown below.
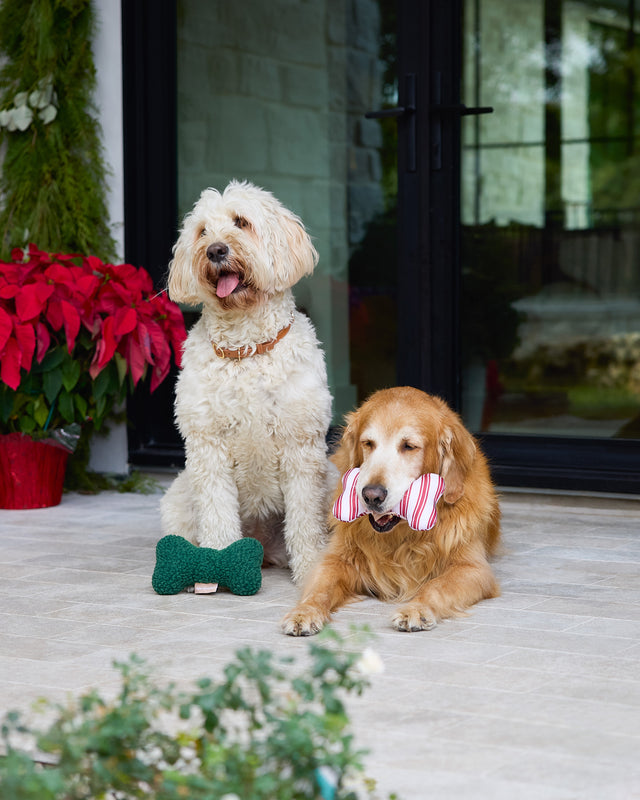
[216,273,240,298]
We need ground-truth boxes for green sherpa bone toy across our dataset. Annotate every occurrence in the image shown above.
[152,535,263,596]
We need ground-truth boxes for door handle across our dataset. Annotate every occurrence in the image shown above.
[365,77,493,172]
[365,105,413,119]
[430,103,493,168]
[430,71,494,169]
[430,103,493,116]
[365,74,417,172]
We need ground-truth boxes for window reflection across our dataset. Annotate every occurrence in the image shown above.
[462,0,640,439]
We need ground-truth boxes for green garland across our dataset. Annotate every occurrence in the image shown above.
[0,0,116,260]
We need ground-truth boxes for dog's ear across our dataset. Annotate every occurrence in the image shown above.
[167,224,201,305]
[331,412,362,474]
[439,418,476,504]
[272,209,319,290]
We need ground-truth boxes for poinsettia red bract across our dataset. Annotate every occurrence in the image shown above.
[0,245,186,393]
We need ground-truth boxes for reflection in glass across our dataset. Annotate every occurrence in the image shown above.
[461,0,640,439]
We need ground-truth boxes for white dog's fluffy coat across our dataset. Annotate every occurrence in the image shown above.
[160,181,333,583]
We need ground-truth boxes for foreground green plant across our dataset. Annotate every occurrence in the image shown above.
[0,630,396,800]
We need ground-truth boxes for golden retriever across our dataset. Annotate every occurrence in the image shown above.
[281,386,501,635]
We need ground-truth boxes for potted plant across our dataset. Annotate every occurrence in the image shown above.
[0,245,186,508]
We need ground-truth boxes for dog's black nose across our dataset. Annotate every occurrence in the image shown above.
[362,484,387,509]
[206,242,229,263]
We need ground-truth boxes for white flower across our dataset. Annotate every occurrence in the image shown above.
[39,104,57,124]
[0,77,57,132]
[219,707,252,748]
[9,104,33,131]
[179,745,198,762]
[0,103,33,132]
[136,745,164,766]
[29,77,54,110]
[353,647,384,676]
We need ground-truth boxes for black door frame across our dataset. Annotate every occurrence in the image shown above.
[122,0,640,493]
[121,0,177,286]
[396,0,461,405]
[122,0,185,467]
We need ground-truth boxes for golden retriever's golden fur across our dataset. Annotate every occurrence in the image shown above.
[282,387,501,634]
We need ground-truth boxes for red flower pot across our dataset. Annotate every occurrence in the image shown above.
[0,433,70,509]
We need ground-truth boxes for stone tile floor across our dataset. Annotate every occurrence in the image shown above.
[0,479,639,799]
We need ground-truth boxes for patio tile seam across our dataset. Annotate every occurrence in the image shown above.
[402,711,640,752]
[450,620,640,644]
[412,679,640,716]
[434,720,640,760]
[484,652,640,682]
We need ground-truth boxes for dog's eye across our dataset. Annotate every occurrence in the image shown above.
[361,439,375,450]
[401,441,418,452]
[199,228,206,237]
[234,216,251,230]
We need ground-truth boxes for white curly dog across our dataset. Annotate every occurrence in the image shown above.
[160,181,334,584]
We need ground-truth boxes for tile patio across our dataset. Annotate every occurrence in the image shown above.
[0,478,639,799]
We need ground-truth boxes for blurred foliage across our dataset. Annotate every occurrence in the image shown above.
[0,630,397,800]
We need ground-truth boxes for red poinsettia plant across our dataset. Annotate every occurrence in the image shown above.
[0,245,186,438]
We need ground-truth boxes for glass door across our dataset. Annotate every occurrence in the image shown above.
[176,0,399,423]
[458,0,640,492]
[461,0,640,442]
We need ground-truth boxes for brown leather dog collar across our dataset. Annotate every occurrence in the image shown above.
[212,321,292,359]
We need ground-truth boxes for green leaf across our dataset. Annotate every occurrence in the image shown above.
[95,392,107,426]
[21,415,36,433]
[74,394,87,420]
[61,358,81,392]
[43,368,63,404]
[93,361,115,403]
[33,397,49,428]
[0,385,16,423]
[36,346,66,374]
[58,389,75,423]
[114,351,128,386]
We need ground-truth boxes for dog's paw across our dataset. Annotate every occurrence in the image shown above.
[281,606,327,637]
[392,605,437,632]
